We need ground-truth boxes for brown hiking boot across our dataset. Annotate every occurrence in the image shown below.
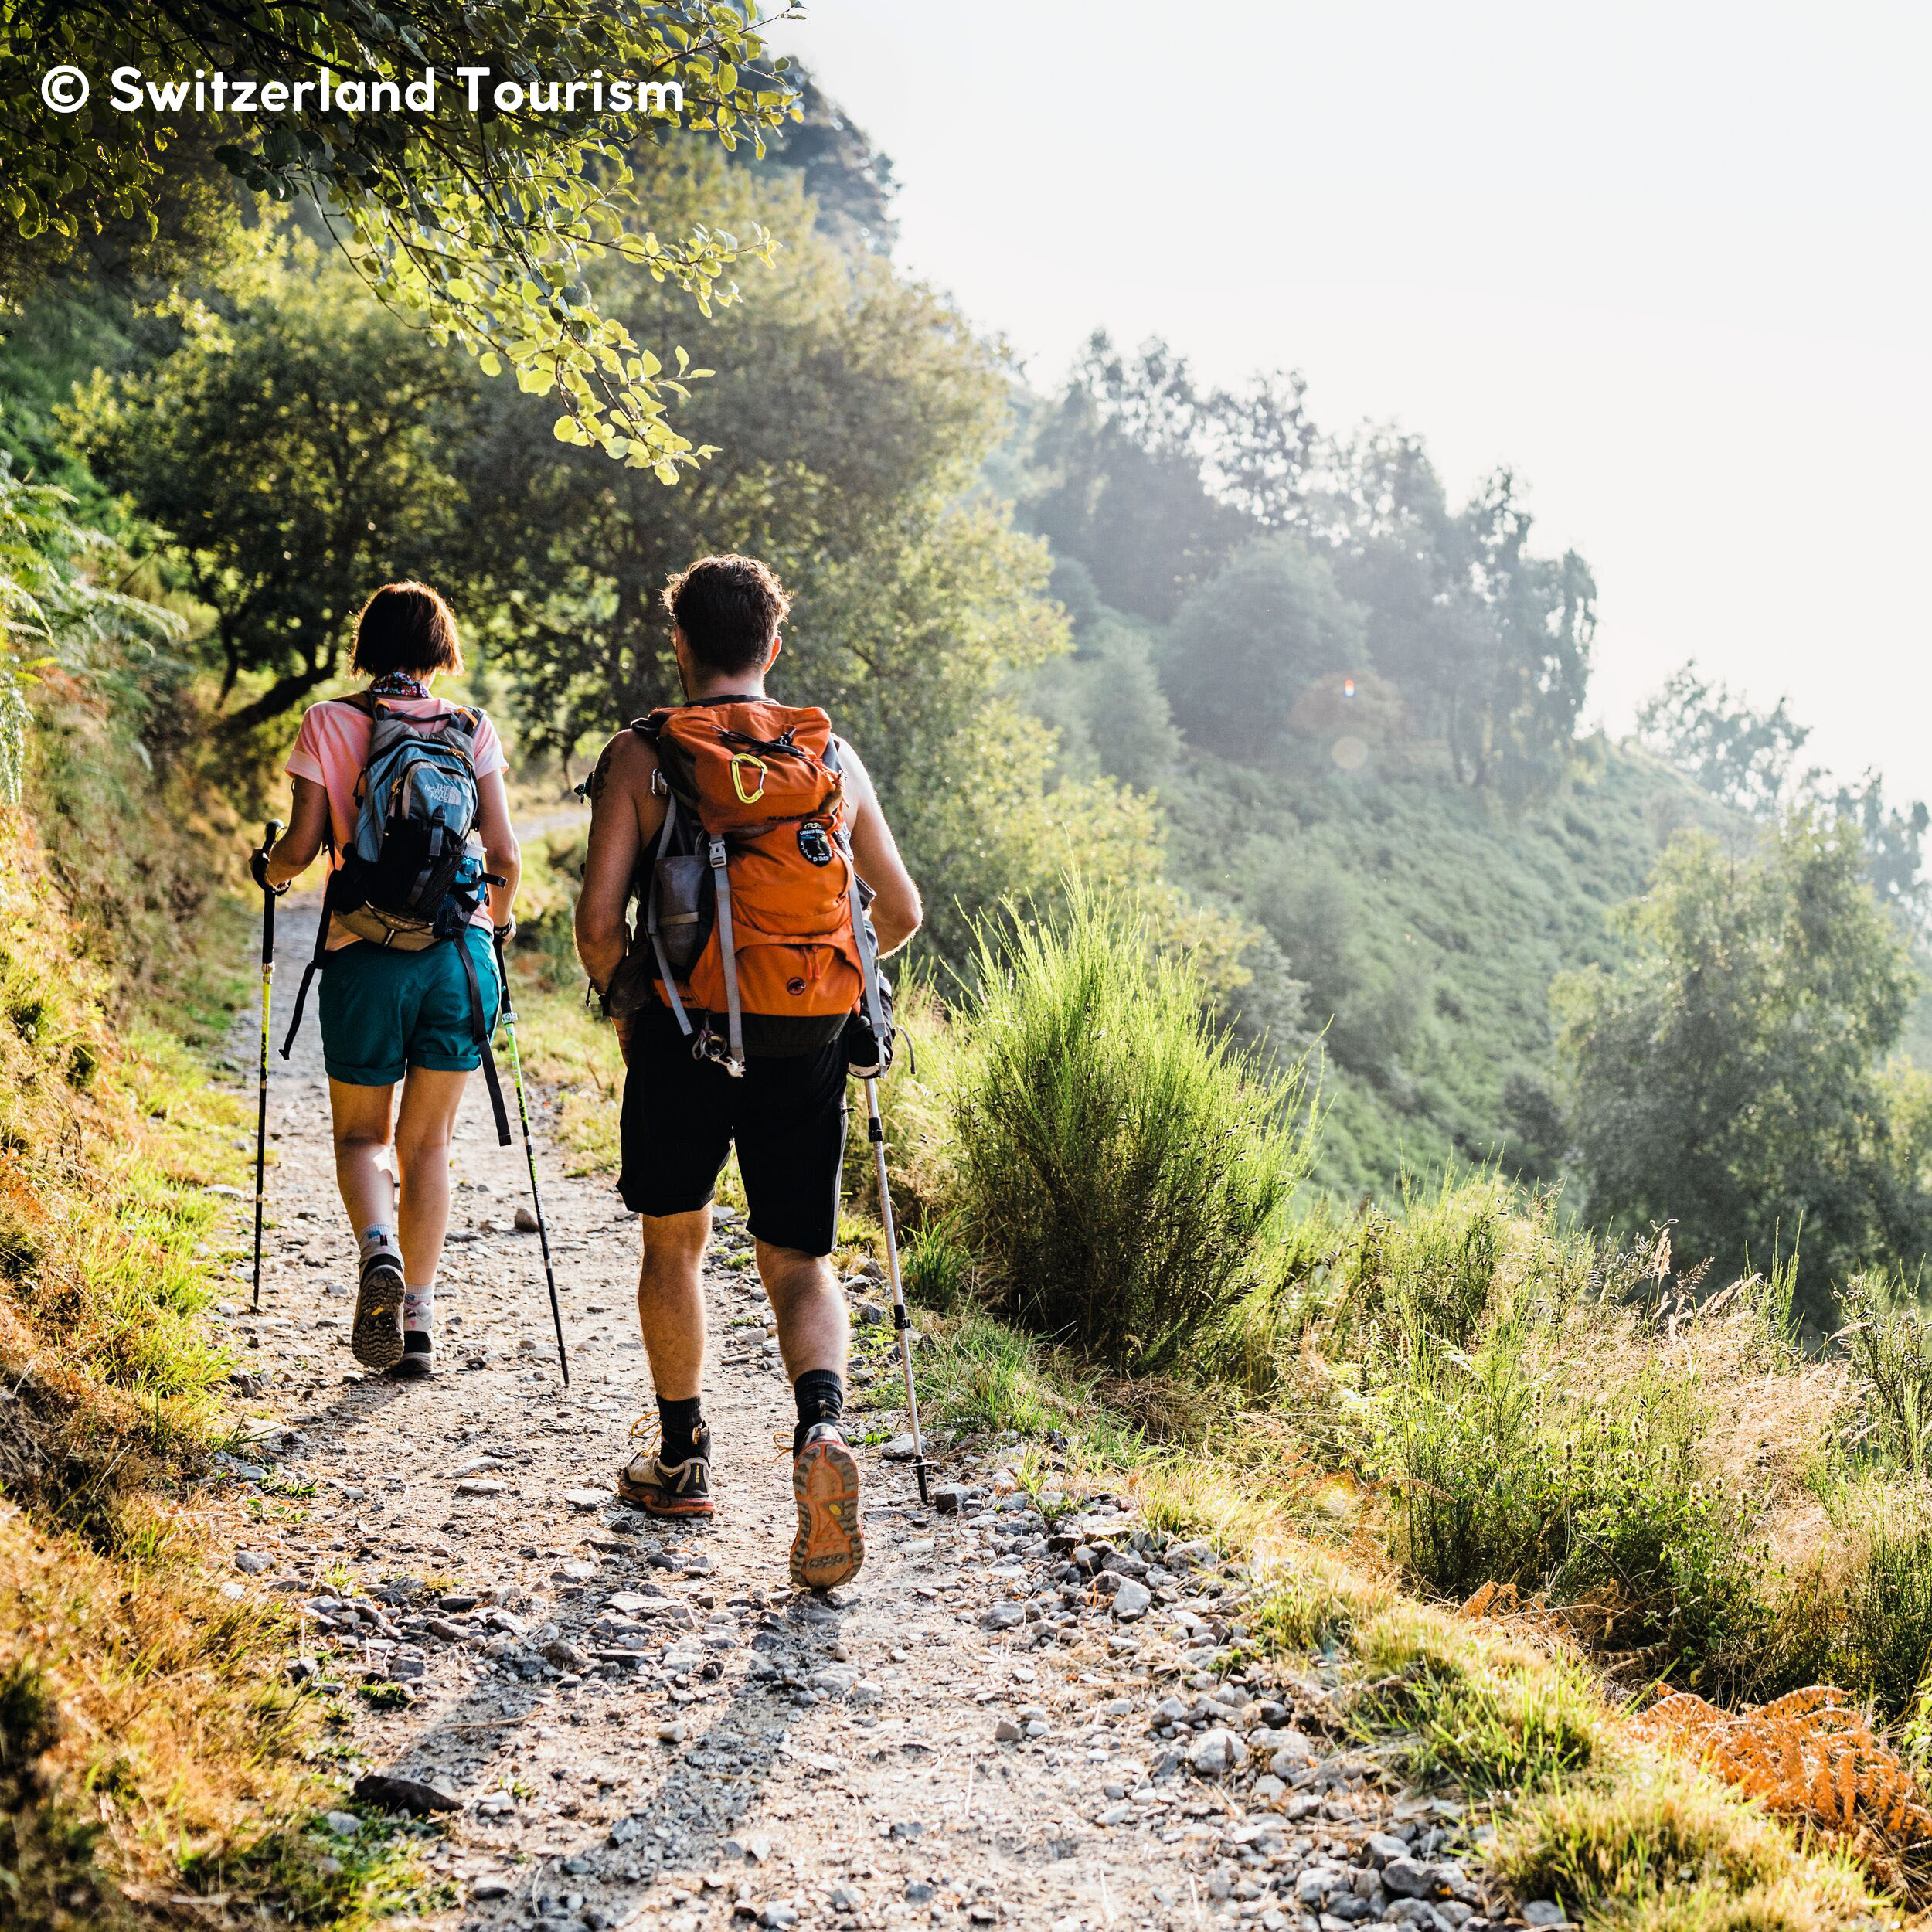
[616,1423,715,1518]
[791,1422,864,1592]
[351,1255,405,1371]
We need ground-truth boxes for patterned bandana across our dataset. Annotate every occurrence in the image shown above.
[369,673,431,699]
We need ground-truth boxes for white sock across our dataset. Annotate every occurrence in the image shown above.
[403,1281,435,1333]
[357,1223,400,1268]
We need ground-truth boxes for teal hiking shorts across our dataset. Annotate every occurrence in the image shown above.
[318,928,502,1087]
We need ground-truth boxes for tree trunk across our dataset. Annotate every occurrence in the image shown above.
[219,661,337,740]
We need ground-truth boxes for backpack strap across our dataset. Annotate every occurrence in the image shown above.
[643,794,696,1040]
[279,874,335,1058]
[706,832,746,1077]
[824,736,891,1073]
[457,931,512,1146]
[845,844,890,1055]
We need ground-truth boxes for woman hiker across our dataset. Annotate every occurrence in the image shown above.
[254,582,521,1380]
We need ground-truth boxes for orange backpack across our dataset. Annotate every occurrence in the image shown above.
[631,698,881,1073]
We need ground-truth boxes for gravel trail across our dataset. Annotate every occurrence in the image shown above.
[202,899,1538,1932]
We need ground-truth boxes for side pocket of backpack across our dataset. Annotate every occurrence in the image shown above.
[653,852,712,977]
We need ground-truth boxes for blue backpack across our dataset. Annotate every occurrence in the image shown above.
[281,692,510,1142]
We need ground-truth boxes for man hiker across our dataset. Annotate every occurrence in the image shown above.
[574,553,921,1591]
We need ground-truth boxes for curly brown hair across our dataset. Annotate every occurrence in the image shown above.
[663,553,791,677]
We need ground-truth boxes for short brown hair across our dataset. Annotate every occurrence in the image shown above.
[662,554,791,677]
[350,582,464,679]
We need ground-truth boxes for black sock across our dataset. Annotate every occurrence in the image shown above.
[793,1369,845,1452]
[658,1395,709,1464]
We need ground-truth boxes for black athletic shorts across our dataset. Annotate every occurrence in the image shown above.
[617,1001,848,1256]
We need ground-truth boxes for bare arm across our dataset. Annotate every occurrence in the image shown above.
[575,730,664,997]
[839,739,921,957]
[264,774,331,889]
[474,767,521,929]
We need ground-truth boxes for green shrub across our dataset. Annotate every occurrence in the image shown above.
[1350,1611,1604,1792]
[951,885,1314,1375]
[900,1219,972,1313]
[1381,1332,1769,1687]
[1838,1271,1932,1472]
[1355,1189,1770,1688]
[1340,1176,1519,1358]
[905,1311,1141,1466]
[1835,1505,1932,1725]
[507,828,590,991]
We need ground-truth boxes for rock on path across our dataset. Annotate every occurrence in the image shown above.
[200,900,1543,1932]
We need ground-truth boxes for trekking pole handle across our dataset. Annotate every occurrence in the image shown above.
[260,820,282,963]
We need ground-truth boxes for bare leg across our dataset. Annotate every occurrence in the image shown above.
[328,1078,397,1235]
[636,1207,711,1400]
[392,1066,470,1284]
[757,1240,848,1382]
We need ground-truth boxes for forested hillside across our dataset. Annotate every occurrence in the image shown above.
[1005,338,1932,1238]
[1162,748,1735,1196]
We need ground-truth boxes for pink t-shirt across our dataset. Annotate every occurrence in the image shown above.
[287,693,506,949]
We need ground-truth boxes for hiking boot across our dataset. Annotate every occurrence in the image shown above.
[791,1421,864,1592]
[351,1255,405,1370]
[386,1332,434,1381]
[616,1433,715,1519]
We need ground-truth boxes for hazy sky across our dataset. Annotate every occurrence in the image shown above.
[776,2,1932,801]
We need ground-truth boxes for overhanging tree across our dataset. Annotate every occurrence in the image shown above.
[443,154,1009,754]
[71,266,471,728]
[1,0,801,473]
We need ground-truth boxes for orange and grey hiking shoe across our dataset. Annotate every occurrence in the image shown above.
[791,1422,864,1592]
[351,1255,405,1371]
[616,1421,715,1518]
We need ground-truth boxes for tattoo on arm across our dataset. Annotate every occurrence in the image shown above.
[586,739,618,805]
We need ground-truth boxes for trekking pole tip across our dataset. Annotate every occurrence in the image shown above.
[914,1460,930,1506]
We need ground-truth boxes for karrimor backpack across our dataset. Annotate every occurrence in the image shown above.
[624,697,888,1075]
[280,692,510,1141]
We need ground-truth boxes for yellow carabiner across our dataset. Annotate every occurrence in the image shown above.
[730,752,768,804]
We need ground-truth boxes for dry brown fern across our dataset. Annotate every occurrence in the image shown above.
[1631,1684,1932,1899]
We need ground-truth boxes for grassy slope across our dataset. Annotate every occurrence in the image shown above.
[0,692,432,1930]
[1160,742,1745,1199]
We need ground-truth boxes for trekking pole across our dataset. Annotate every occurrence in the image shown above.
[251,819,281,1314]
[492,932,570,1385]
[864,1075,929,1505]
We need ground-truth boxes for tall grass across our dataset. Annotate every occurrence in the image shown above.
[1840,1271,1932,1472]
[1308,1190,1778,1690]
[951,885,1315,1375]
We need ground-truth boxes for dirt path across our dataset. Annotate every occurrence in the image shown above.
[202,899,1523,1932]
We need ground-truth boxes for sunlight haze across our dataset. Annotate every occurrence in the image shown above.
[782,1,1932,801]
